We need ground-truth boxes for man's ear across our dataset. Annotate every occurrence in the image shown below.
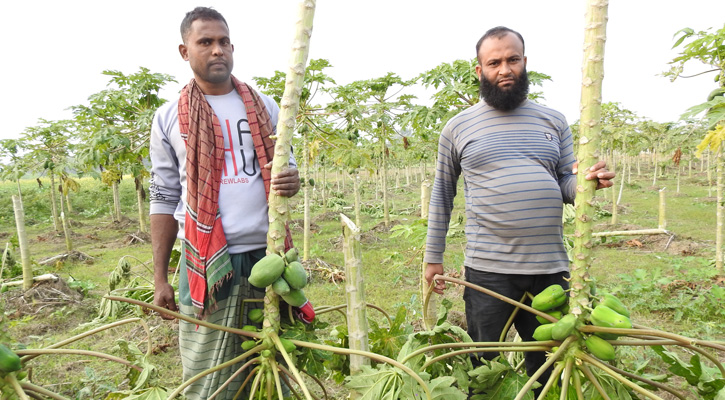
[179,44,189,61]
[475,64,482,80]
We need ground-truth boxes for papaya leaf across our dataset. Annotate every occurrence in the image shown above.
[400,374,467,400]
[368,306,413,361]
[345,365,403,400]
[106,387,169,400]
[469,358,535,400]
[652,345,725,399]
[436,298,453,326]
[281,319,331,378]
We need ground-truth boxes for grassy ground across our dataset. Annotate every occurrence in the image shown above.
[1,162,723,398]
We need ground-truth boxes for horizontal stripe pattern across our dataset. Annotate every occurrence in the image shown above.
[424,100,576,275]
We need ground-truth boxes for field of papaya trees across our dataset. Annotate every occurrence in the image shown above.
[1,0,724,398]
[0,150,724,399]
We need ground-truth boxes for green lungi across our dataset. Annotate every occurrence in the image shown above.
[178,247,266,400]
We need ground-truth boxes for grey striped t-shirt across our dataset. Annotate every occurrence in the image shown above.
[424,100,576,275]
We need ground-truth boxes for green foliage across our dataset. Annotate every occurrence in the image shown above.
[652,346,725,399]
[368,306,414,363]
[94,256,158,322]
[105,339,170,399]
[281,318,331,379]
[346,365,466,400]
[580,367,636,400]
[67,276,96,296]
[72,67,175,182]
[76,367,118,399]
[469,358,534,400]
[610,262,725,336]
[668,24,725,140]
[389,219,428,245]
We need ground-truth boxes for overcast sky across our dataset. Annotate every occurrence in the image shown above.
[1,0,723,141]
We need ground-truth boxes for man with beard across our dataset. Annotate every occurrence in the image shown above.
[423,26,614,393]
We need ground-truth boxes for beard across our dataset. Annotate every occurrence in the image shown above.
[479,68,529,111]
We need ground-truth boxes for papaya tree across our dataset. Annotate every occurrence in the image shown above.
[668,23,725,272]
[20,119,75,235]
[0,139,26,200]
[330,73,415,228]
[254,58,337,260]
[73,67,175,231]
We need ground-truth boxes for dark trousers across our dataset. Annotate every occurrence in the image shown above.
[464,267,569,394]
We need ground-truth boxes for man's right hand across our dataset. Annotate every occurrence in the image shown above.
[425,263,447,294]
[153,282,178,320]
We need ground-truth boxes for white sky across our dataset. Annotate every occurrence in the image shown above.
[1,0,723,141]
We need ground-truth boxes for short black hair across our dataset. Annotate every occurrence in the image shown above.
[180,7,228,42]
[475,26,526,63]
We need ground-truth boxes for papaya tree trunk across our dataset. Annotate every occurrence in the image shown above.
[65,191,73,214]
[264,0,316,340]
[617,167,625,205]
[637,156,641,176]
[321,165,327,208]
[420,179,437,329]
[354,174,362,228]
[658,188,667,230]
[717,149,723,273]
[59,190,73,252]
[676,165,681,193]
[610,178,618,225]
[303,130,311,262]
[627,158,632,185]
[381,136,390,228]
[135,178,147,233]
[12,195,32,290]
[570,0,608,317]
[112,180,122,222]
[49,171,60,231]
[341,213,370,376]
[708,150,713,197]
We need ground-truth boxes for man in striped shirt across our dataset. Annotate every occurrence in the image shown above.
[423,26,614,390]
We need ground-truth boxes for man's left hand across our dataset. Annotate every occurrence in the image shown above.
[573,161,615,190]
[264,162,300,197]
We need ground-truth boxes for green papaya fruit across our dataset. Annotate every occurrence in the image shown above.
[241,340,257,351]
[532,323,556,341]
[0,344,21,373]
[284,247,299,264]
[242,325,258,332]
[600,293,630,317]
[248,253,285,288]
[247,308,264,324]
[281,288,308,307]
[589,305,632,330]
[551,314,578,341]
[531,284,567,311]
[283,261,307,290]
[585,335,616,361]
[536,310,563,325]
[707,87,725,101]
[272,277,291,296]
[279,338,296,354]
